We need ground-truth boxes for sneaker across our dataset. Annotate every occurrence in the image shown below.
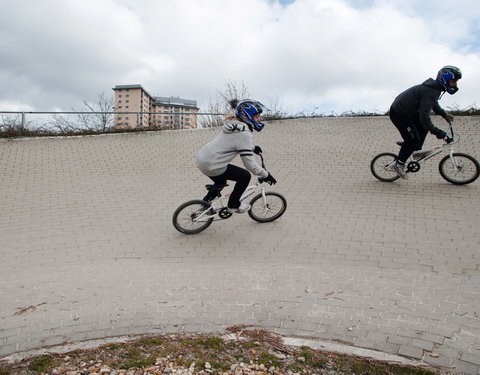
[388,161,408,179]
[228,203,251,214]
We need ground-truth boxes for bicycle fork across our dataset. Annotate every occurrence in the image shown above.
[447,149,462,172]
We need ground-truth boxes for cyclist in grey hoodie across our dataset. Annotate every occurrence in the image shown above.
[388,65,462,179]
[196,99,277,213]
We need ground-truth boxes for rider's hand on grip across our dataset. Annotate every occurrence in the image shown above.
[253,145,263,155]
[264,173,277,185]
[435,129,447,140]
[444,114,454,122]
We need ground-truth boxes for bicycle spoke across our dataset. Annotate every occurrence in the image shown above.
[172,200,214,234]
[248,192,287,223]
[439,153,480,185]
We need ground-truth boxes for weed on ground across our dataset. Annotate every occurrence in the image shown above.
[0,328,441,375]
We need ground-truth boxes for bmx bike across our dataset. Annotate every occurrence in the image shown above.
[172,154,287,234]
[370,122,479,185]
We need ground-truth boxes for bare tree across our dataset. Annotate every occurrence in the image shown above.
[199,80,250,128]
[1,114,22,130]
[217,80,250,113]
[79,92,114,131]
[50,92,114,132]
[0,114,44,137]
[199,99,224,128]
[199,80,290,128]
[263,96,287,120]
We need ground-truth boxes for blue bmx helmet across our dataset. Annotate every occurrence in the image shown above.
[436,65,462,95]
[235,99,267,132]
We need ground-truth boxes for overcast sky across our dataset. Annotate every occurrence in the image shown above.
[1,0,479,115]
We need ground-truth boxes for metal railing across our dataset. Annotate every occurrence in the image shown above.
[0,111,227,134]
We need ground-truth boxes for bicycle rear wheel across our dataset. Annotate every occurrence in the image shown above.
[370,152,400,182]
[248,192,287,223]
[438,153,480,185]
[172,200,214,234]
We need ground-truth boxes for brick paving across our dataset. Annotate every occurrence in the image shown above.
[0,116,479,374]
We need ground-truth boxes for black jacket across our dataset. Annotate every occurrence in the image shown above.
[391,78,447,133]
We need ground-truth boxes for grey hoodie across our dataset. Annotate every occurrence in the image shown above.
[391,78,448,133]
[196,120,269,178]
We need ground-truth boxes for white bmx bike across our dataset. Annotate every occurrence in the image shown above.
[371,122,479,185]
[172,154,287,234]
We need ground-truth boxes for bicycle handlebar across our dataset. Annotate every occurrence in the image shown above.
[257,152,267,184]
[447,120,455,139]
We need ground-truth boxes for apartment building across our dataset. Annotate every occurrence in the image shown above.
[112,84,199,129]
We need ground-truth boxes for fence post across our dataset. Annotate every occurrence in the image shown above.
[21,112,26,128]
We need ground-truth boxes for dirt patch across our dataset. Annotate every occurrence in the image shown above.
[0,326,441,375]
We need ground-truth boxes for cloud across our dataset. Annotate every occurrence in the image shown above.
[0,0,478,114]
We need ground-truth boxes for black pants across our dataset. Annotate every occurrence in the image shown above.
[389,108,428,163]
[208,164,251,209]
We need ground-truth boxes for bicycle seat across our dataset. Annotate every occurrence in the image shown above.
[396,141,404,146]
[205,183,228,191]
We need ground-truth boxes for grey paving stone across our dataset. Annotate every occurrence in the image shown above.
[451,359,480,375]
[397,345,424,360]
[461,352,480,366]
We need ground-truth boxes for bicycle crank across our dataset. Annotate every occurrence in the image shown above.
[407,161,421,173]
[218,208,233,219]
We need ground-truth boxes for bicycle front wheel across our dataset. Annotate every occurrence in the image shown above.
[248,192,287,223]
[370,152,400,182]
[439,153,480,185]
[172,200,214,234]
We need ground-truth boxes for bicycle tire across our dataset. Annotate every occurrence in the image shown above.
[438,153,480,185]
[248,192,287,223]
[172,200,214,234]
[370,152,400,182]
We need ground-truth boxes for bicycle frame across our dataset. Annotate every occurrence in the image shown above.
[406,122,458,168]
[192,181,267,222]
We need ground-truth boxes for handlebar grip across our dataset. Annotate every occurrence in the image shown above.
[445,136,454,144]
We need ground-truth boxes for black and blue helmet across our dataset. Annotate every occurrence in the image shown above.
[235,99,267,132]
[436,65,462,95]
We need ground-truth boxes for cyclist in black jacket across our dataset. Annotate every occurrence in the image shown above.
[388,65,462,179]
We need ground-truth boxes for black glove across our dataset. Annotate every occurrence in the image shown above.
[444,113,454,123]
[434,129,447,140]
[445,136,454,144]
[253,145,262,155]
[264,173,277,185]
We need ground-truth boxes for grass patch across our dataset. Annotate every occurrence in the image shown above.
[136,337,165,346]
[1,331,442,375]
[174,357,193,368]
[297,346,328,368]
[257,352,281,368]
[195,337,225,351]
[28,355,57,373]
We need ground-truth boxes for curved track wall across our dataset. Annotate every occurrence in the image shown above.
[1,116,479,372]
